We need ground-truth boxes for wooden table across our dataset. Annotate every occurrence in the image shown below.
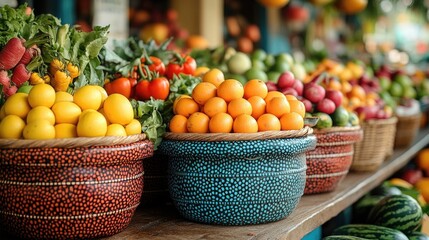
[1,129,429,240]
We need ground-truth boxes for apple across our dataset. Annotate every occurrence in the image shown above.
[265,81,278,91]
[304,83,325,103]
[292,79,304,96]
[277,71,295,89]
[401,169,423,185]
[325,90,343,107]
[316,98,336,114]
[301,98,313,112]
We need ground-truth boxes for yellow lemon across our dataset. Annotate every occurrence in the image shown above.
[98,108,111,125]
[27,83,56,108]
[103,93,134,125]
[51,101,82,124]
[73,85,102,110]
[106,124,127,136]
[125,119,142,135]
[23,119,55,139]
[77,109,107,137]
[55,91,74,103]
[26,106,55,125]
[3,92,31,119]
[0,115,26,139]
[0,105,6,120]
[94,85,108,103]
[55,123,77,138]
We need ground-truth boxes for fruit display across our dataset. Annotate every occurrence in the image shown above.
[169,76,307,133]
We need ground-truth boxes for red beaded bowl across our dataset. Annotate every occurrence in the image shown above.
[0,135,153,240]
[304,127,363,195]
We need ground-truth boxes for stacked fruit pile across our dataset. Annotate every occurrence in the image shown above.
[169,72,306,133]
[0,84,141,139]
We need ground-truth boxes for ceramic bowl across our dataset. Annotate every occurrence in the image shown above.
[0,140,153,240]
[305,127,363,194]
[158,135,316,225]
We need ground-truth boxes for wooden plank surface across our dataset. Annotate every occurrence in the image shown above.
[1,129,428,240]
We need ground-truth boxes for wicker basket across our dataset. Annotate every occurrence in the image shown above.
[0,134,154,240]
[394,113,421,149]
[352,117,398,172]
[159,127,316,225]
[305,126,363,195]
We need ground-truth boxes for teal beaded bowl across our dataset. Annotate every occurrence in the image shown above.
[158,127,316,226]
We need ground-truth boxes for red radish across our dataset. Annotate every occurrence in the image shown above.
[292,80,304,96]
[0,37,26,71]
[0,70,10,86]
[11,64,31,87]
[277,71,295,89]
[316,98,336,114]
[304,84,326,103]
[3,84,17,97]
[266,81,278,91]
[18,45,40,65]
[325,90,343,107]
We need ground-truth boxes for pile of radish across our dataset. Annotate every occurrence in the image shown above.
[0,37,40,97]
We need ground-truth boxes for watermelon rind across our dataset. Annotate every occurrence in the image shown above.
[332,224,409,240]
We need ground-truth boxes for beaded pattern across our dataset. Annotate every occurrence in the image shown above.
[0,140,154,240]
[305,129,363,194]
[159,135,316,225]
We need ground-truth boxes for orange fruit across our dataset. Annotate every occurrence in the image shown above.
[415,178,429,202]
[248,95,266,119]
[194,66,210,77]
[169,115,188,133]
[326,79,342,91]
[209,112,233,133]
[289,100,306,118]
[233,114,258,133]
[284,94,297,101]
[266,97,290,118]
[348,85,366,101]
[202,68,225,87]
[228,98,253,119]
[280,112,304,130]
[174,98,200,117]
[203,97,227,118]
[192,82,217,105]
[173,95,191,113]
[257,113,281,131]
[243,79,268,99]
[264,90,286,103]
[389,178,413,189]
[417,148,429,171]
[217,79,244,102]
[187,112,210,133]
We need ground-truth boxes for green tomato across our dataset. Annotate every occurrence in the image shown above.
[270,61,290,73]
[251,49,267,62]
[267,71,281,83]
[251,59,267,71]
[264,54,275,69]
[275,53,294,66]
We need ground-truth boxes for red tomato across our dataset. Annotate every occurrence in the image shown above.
[165,63,183,79]
[135,77,170,101]
[182,55,197,75]
[104,77,132,98]
[142,56,166,76]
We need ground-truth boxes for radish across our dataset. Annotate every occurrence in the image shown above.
[3,84,17,97]
[325,90,343,107]
[11,56,42,87]
[18,45,40,65]
[0,70,10,86]
[0,37,26,71]
[277,71,295,89]
[292,79,304,96]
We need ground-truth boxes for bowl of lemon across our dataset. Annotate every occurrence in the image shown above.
[0,84,154,239]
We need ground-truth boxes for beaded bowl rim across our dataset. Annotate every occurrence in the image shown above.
[0,133,147,149]
[163,126,313,142]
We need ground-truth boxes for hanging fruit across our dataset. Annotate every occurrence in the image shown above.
[258,0,290,8]
[336,0,368,15]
